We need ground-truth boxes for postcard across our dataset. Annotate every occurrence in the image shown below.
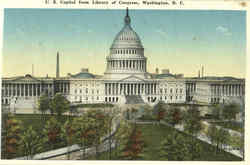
[0,0,248,165]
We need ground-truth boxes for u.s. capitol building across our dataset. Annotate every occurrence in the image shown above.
[1,9,245,110]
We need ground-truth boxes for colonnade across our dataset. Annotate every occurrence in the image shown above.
[107,59,146,71]
[57,82,70,94]
[105,82,157,95]
[211,84,244,96]
[2,83,53,97]
[186,83,196,93]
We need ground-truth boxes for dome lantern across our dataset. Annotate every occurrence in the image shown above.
[124,7,131,25]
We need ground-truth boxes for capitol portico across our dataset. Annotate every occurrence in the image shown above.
[1,9,245,110]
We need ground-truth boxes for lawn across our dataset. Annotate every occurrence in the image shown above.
[210,121,244,133]
[88,124,242,161]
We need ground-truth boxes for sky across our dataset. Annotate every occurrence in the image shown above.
[2,9,246,78]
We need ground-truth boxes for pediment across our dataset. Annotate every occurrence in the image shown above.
[12,74,42,82]
[119,75,146,82]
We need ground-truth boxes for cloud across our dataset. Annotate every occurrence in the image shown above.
[216,25,232,36]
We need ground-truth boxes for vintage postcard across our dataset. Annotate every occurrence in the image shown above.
[0,0,248,164]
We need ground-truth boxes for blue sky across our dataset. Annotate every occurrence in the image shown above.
[2,9,246,78]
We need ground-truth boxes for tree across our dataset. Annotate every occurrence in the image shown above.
[222,103,240,121]
[20,126,42,160]
[206,124,218,151]
[206,125,229,153]
[49,93,70,120]
[2,114,22,159]
[183,105,203,160]
[211,104,223,120]
[218,128,230,150]
[165,107,182,126]
[113,119,132,159]
[106,109,118,160]
[72,115,96,159]
[153,101,166,122]
[159,131,191,160]
[61,120,76,160]
[86,109,108,159]
[38,94,50,121]
[122,125,145,160]
[42,117,62,150]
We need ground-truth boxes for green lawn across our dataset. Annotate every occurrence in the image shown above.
[89,124,242,161]
[210,121,243,133]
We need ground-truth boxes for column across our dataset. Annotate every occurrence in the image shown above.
[118,84,122,95]
[127,84,129,95]
[116,83,118,95]
[18,84,20,96]
[27,84,30,97]
[239,85,242,96]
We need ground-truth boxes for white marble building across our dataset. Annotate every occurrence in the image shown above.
[1,9,245,108]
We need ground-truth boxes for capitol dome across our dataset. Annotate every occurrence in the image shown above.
[104,8,148,80]
[111,14,143,49]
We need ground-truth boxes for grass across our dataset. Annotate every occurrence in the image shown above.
[86,124,242,161]
[210,121,243,133]
[11,114,69,130]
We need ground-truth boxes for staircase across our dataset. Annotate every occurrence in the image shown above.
[10,97,37,114]
[125,95,144,104]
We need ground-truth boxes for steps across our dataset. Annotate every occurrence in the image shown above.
[10,97,37,114]
[125,95,144,104]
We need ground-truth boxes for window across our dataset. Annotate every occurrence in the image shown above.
[97,96,99,100]
[97,90,99,94]
[75,89,77,94]
[176,89,178,93]
[170,89,172,93]
[80,89,82,93]
[86,88,88,93]
[180,89,182,93]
